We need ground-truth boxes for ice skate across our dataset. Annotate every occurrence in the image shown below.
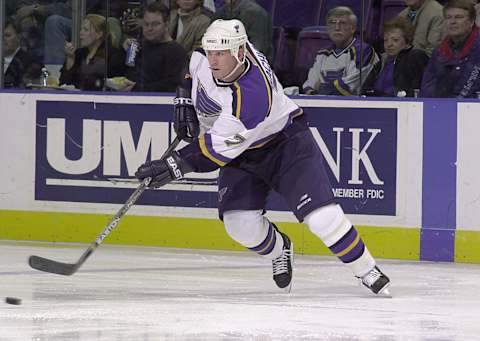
[272,232,293,293]
[358,266,391,296]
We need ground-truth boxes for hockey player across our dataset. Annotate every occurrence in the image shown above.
[135,19,391,295]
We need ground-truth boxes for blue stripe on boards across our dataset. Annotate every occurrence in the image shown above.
[421,100,457,262]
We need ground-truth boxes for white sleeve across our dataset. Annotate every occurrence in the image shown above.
[303,53,324,91]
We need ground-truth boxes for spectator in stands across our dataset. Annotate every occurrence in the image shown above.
[119,2,187,92]
[87,0,129,19]
[214,0,273,61]
[420,0,480,97]
[474,0,480,26]
[168,0,212,58]
[366,17,429,97]
[3,17,43,88]
[398,0,444,56]
[302,6,380,96]
[59,14,126,91]
[11,1,73,64]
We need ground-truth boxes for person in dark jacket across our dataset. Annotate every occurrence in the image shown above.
[168,0,212,59]
[120,2,187,92]
[214,0,273,62]
[59,14,125,90]
[369,17,429,97]
[420,0,480,98]
[3,17,43,88]
[10,0,73,63]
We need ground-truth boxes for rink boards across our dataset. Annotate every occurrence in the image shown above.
[0,91,478,263]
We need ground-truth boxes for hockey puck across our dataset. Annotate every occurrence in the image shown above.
[5,297,22,305]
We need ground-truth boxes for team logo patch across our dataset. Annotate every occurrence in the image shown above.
[224,134,246,147]
[218,187,228,202]
[196,81,221,118]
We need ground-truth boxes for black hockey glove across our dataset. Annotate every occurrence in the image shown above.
[135,151,192,188]
[174,87,199,143]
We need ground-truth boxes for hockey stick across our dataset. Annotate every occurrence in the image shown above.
[106,178,218,186]
[29,136,181,275]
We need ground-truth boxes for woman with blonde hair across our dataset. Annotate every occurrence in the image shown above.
[60,14,126,90]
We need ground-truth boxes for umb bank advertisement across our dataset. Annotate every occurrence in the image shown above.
[35,100,397,216]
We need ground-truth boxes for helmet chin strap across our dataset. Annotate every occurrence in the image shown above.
[219,60,244,81]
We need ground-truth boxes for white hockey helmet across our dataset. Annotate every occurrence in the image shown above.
[202,19,248,63]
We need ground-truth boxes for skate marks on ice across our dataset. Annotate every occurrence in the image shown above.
[0,241,479,341]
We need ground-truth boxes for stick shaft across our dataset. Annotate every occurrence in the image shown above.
[29,136,181,275]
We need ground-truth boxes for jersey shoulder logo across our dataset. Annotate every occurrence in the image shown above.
[196,81,222,118]
[224,134,246,147]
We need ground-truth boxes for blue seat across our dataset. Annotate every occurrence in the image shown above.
[213,0,275,14]
[255,0,276,13]
[293,26,331,86]
[378,0,408,38]
[272,0,323,27]
[272,26,301,86]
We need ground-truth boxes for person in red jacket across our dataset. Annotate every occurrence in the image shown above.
[420,0,480,98]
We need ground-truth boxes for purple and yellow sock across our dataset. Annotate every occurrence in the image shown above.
[248,222,277,256]
[329,227,365,263]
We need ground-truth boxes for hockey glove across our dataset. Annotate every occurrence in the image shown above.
[174,87,199,143]
[135,151,192,188]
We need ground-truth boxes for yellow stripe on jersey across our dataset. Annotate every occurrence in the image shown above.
[233,82,242,119]
[199,135,226,167]
[334,79,353,96]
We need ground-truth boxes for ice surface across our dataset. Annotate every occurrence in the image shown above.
[1,241,479,340]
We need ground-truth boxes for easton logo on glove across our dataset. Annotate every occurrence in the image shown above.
[166,156,183,179]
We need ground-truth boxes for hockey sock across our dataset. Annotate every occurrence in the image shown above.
[223,210,285,260]
[305,204,375,277]
[328,226,375,277]
[248,222,285,260]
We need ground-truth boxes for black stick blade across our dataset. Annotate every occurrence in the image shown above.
[29,255,78,276]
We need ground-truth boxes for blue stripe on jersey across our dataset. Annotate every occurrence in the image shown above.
[229,74,269,129]
[199,134,231,166]
[247,44,273,115]
[228,61,272,129]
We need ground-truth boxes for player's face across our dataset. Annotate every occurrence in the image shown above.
[327,15,356,48]
[384,28,408,57]
[206,50,239,80]
[444,8,474,41]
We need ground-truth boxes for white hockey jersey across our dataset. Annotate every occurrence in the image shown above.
[302,38,379,96]
[188,42,302,168]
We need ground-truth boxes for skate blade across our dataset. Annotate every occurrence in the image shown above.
[283,281,293,294]
[284,241,293,294]
[377,283,392,298]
